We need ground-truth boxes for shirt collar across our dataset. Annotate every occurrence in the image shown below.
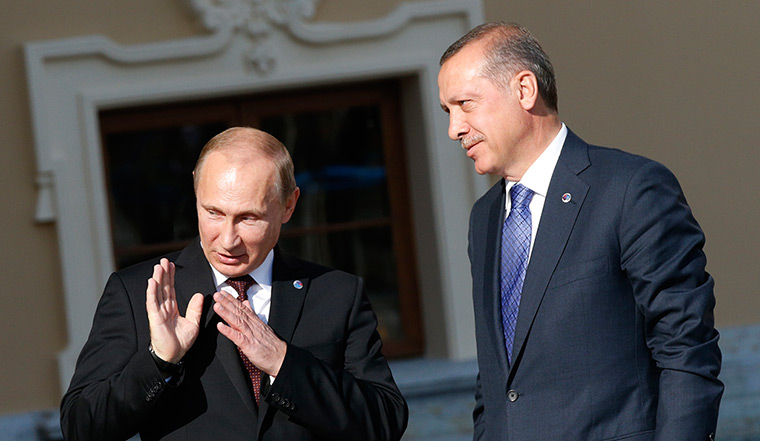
[507,123,567,200]
[209,249,275,290]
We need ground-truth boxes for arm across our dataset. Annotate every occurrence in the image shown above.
[61,272,164,441]
[60,260,203,441]
[214,276,408,441]
[619,161,723,440]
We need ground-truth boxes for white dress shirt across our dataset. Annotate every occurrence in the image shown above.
[504,123,567,262]
[209,249,274,325]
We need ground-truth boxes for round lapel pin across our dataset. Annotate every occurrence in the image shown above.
[293,280,303,289]
[562,193,572,203]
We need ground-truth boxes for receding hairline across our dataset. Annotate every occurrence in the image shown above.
[193,127,296,202]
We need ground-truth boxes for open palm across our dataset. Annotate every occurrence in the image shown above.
[146,258,204,363]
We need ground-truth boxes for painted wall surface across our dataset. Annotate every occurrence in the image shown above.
[0,0,204,415]
[1,0,758,414]
[482,1,760,326]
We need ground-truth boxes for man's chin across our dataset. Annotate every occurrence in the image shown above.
[472,161,490,175]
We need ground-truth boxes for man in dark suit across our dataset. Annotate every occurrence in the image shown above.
[438,22,723,440]
[61,127,408,440]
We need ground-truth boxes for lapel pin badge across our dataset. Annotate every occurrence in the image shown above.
[293,280,304,289]
[561,193,572,203]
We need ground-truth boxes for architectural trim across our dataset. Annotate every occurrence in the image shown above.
[285,1,479,43]
[24,0,486,389]
[191,0,321,35]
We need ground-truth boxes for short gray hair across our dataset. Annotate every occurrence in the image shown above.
[440,22,558,112]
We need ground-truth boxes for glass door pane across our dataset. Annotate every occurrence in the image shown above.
[260,106,404,341]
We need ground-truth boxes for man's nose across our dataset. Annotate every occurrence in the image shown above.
[448,111,468,141]
[219,221,241,249]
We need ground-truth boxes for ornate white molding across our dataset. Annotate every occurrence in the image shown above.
[24,0,486,389]
[190,0,320,34]
[189,0,320,72]
[24,30,233,65]
[286,1,481,43]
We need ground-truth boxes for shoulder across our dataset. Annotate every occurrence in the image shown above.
[586,145,680,194]
[115,248,184,281]
[564,130,677,187]
[108,244,195,295]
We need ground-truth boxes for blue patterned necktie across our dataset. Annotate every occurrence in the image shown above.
[500,183,533,365]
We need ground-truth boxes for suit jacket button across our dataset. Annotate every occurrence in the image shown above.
[271,393,280,402]
[507,390,519,402]
[708,433,715,441]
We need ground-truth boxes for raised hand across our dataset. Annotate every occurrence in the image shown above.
[213,291,287,376]
[146,258,204,363]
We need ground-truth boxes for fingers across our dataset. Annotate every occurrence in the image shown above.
[160,258,176,303]
[149,263,164,303]
[212,291,266,347]
[186,293,205,327]
[146,277,158,311]
[146,259,179,323]
[216,320,243,347]
[213,291,255,327]
[213,291,286,375]
[144,260,202,363]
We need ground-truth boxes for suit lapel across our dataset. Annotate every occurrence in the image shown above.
[258,249,309,436]
[509,130,590,376]
[268,250,309,342]
[174,240,259,418]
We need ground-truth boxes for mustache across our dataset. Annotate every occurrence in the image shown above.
[460,134,485,149]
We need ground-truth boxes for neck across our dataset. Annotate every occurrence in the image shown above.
[502,114,562,182]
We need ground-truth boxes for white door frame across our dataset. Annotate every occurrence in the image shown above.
[24,0,487,389]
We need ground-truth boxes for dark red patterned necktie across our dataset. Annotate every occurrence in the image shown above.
[226,275,262,405]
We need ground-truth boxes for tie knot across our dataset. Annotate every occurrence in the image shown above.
[510,184,533,210]
[226,275,255,301]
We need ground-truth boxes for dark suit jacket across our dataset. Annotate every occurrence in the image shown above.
[469,130,723,441]
[61,241,408,441]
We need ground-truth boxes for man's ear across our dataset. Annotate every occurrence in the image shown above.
[514,70,539,111]
[281,187,300,224]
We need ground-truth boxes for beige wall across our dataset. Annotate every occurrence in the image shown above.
[0,0,201,415]
[483,1,760,325]
[1,0,757,413]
